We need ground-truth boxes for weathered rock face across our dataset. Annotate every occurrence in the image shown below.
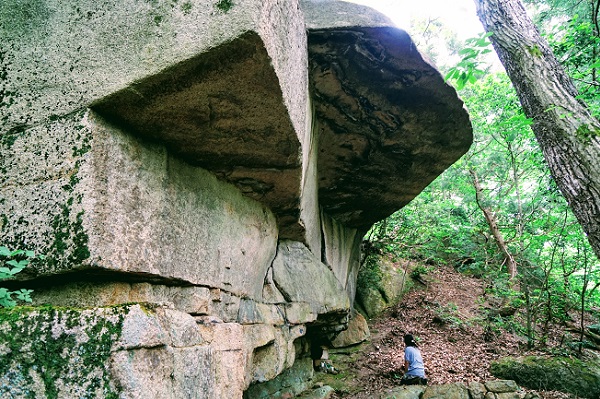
[331,312,370,348]
[356,257,410,318]
[381,380,521,399]
[491,356,600,399]
[91,31,306,240]
[0,0,472,398]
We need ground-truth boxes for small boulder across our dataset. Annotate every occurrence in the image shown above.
[380,385,426,399]
[468,381,487,399]
[298,385,335,399]
[484,380,518,393]
[331,312,370,348]
[421,383,470,399]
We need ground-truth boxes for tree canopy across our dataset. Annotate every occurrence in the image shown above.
[365,0,600,350]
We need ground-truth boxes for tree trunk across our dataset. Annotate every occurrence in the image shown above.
[470,169,519,280]
[473,0,600,260]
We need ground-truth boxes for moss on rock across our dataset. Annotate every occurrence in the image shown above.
[0,304,133,398]
[0,110,93,277]
[490,355,600,399]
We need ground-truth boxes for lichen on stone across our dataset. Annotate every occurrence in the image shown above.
[0,110,93,275]
[0,304,133,399]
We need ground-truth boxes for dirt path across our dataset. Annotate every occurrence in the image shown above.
[317,265,576,399]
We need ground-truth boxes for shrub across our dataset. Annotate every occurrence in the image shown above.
[410,264,431,280]
[0,246,42,308]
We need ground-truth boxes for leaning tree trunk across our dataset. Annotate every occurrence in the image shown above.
[470,169,519,280]
[473,0,600,259]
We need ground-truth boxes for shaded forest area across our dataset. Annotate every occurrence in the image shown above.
[325,263,585,398]
[364,0,600,355]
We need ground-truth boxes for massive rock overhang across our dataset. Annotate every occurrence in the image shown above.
[91,1,472,239]
[91,31,304,239]
[309,26,473,229]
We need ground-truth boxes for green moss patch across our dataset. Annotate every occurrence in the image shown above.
[215,0,233,12]
[0,305,133,398]
[490,355,600,398]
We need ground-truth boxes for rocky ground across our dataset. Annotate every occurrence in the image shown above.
[312,264,580,399]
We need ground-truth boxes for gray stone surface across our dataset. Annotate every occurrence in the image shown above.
[485,380,519,393]
[0,0,307,136]
[91,31,305,240]
[2,112,280,302]
[83,118,279,299]
[0,304,217,399]
[272,240,351,316]
[0,0,473,398]
[299,385,336,399]
[381,385,426,399]
[331,312,370,347]
[244,356,315,399]
[383,381,520,399]
[238,299,286,326]
[32,282,213,315]
[301,0,395,30]
[0,111,94,274]
[496,393,521,399]
[491,356,600,398]
[321,211,363,303]
[468,381,487,399]
[421,383,470,399]
[357,257,409,318]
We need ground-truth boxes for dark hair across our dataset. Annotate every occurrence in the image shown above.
[404,334,418,347]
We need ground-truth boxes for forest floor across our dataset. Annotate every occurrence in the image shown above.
[315,264,581,399]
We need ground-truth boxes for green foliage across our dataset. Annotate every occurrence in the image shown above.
[527,44,543,57]
[357,253,384,294]
[445,32,493,89]
[543,12,600,117]
[575,123,599,141]
[0,245,43,308]
[410,264,431,280]
[408,16,461,65]
[367,65,600,348]
[431,302,464,328]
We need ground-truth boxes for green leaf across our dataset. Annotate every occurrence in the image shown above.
[7,259,28,268]
[15,289,33,302]
[0,288,16,308]
[458,48,477,56]
[0,246,10,257]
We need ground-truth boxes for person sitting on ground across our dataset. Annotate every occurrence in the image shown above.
[400,334,427,385]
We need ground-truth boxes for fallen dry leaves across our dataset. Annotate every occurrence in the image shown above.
[329,264,580,399]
